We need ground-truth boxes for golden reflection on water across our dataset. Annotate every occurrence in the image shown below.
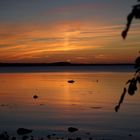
[0,72,140,132]
[0,72,138,108]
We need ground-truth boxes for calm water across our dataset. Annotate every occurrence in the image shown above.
[0,66,140,139]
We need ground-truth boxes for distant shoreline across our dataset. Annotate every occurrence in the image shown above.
[0,62,134,67]
[0,64,135,73]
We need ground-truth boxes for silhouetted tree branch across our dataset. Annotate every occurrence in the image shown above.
[122,0,140,39]
[115,0,140,112]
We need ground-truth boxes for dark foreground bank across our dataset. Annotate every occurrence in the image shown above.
[0,128,139,140]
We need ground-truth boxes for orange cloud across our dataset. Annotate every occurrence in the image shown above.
[0,21,140,63]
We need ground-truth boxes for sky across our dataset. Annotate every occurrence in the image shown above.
[0,0,140,63]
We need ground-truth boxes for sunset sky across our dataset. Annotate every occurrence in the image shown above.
[0,0,140,63]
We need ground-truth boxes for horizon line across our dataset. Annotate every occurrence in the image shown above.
[0,62,134,66]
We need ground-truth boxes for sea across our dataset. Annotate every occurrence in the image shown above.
[0,65,140,140]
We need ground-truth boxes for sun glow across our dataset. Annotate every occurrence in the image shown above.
[0,20,140,63]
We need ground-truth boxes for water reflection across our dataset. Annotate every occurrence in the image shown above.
[0,72,140,137]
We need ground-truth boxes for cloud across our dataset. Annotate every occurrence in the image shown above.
[0,20,139,63]
[43,2,110,16]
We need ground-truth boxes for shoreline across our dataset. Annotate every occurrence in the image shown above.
[0,65,135,73]
[0,128,138,140]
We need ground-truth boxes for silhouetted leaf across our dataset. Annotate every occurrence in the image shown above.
[122,29,128,39]
[122,2,140,39]
[122,12,134,39]
[115,88,126,112]
[135,68,140,74]
[126,80,131,85]
[128,79,137,95]
[136,76,140,83]
[135,56,140,68]
[133,4,140,18]
[115,105,120,112]
[120,88,127,103]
